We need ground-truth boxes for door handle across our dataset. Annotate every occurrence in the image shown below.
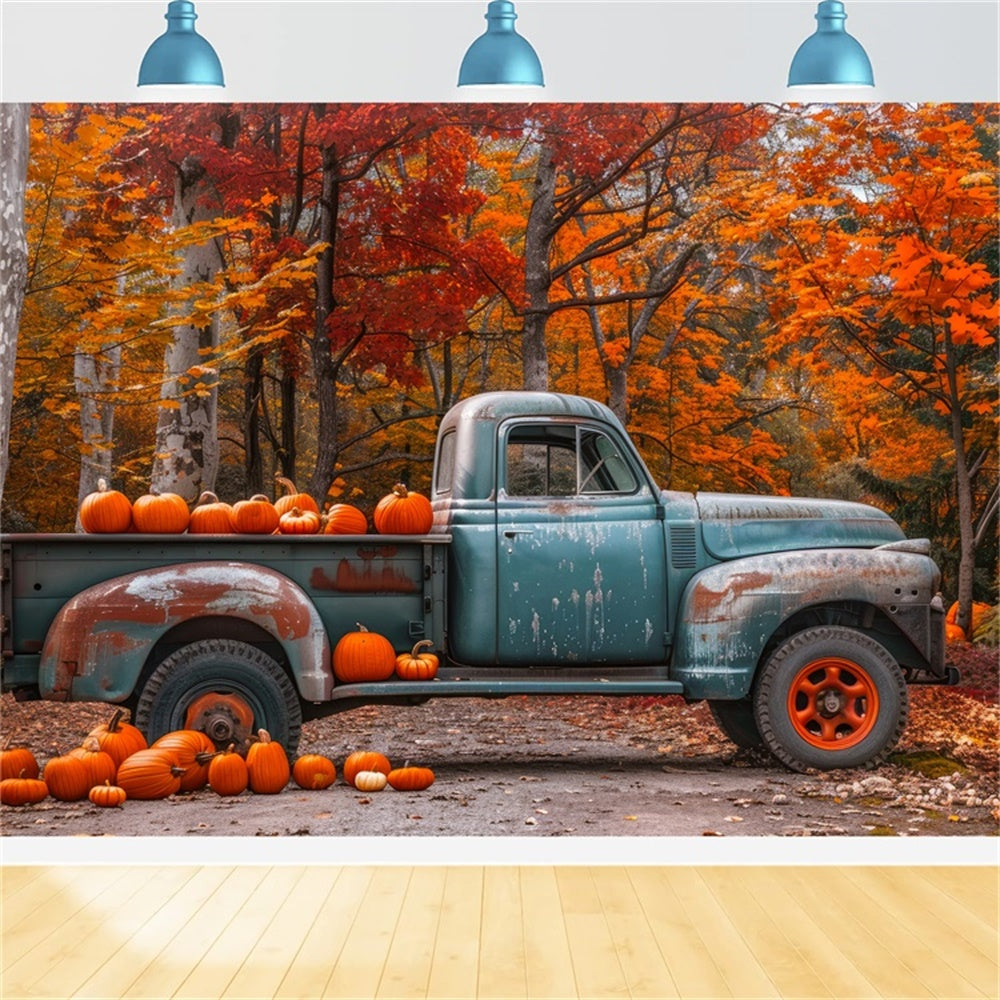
[503,529,534,538]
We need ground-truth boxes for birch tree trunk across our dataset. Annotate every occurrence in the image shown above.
[0,103,30,508]
[150,154,225,501]
[521,144,556,392]
[74,341,122,528]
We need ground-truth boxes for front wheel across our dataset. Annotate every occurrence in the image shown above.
[753,626,907,772]
[707,699,764,749]
[134,639,303,754]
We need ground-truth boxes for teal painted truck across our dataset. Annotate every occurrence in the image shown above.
[1,392,954,771]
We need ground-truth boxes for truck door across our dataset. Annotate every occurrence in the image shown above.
[496,419,668,666]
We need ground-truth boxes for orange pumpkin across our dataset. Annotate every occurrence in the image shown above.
[152,730,216,791]
[387,766,435,791]
[132,491,190,533]
[292,753,337,790]
[230,494,280,535]
[89,780,127,808]
[87,708,147,768]
[278,506,321,535]
[323,503,368,535]
[373,483,433,535]
[0,771,49,806]
[945,622,967,643]
[208,745,249,797]
[188,491,236,534]
[43,754,92,801]
[79,478,132,533]
[274,476,320,517]
[246,729,290,794]
[333,624,397,683]
[343,751,392,788]
[1,738,39,781]
[395,640,439,681]
[68,737,118,788]
[116,748,185,800]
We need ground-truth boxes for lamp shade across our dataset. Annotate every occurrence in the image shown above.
[458,0,544,87]
[138,0,224,87]
[788,1,874,87]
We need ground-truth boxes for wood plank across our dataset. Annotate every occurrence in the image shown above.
[841,867,993,999]
[2,866,134,967]
[424,865,483,1000]
[734,867,881,1000]
[914,866,1000,928]
[219,866,342,1000]
[272,866,372,1000]
[169,866,305,1000]
[591,867,680,999]
[627,867,733,999]
[321,866,411,999]
[71,866,236,999]
[374,866,447,999]
[477,867,527,999]
[556,866,629,999]
[5,867,197,1000]
[520,866,578,1000]
[0,865,45,897]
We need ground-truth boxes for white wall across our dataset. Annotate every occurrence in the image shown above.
[1,1,998,103]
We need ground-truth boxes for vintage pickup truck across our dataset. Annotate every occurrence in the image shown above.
[1,392,954,772]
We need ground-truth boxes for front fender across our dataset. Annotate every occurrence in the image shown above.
[38,562,331,703]
[672,546,941,699]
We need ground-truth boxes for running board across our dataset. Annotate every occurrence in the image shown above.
[325,678,686,703]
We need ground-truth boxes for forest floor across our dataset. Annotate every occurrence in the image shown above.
[1,645,996,838]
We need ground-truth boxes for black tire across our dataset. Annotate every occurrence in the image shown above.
[134,639,302,754]
[753,626,907,772]
[707,699,765,749]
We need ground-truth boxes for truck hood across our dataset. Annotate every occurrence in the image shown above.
[693,493,906,560]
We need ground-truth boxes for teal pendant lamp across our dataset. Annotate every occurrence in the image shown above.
[788,1,874,87]
[138,1,225,87]
[458,0,544,87]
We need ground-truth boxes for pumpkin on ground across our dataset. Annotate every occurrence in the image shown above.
[132,491,190,534]
[332,624,396,683]
[89,780,127,808]
[323,503,368,535]
[0,771,49,806]
[1,739,39,781]
[292,754,337,790]
[79,478,132,533]
[43,754,92,801]
[115,749,185,800]
[278,506,321,535]
[87,708,147,768]
[208,745,249,797]
[373,483,433,535]
[246,729,290,793]
[343,751,392,788]
[188,491,236,534]
[387,766,435,791]
[230,494,280,535]
[274,477,320,517]
[944,601,994,642]
[353,770,388,792]
[395,640,439,681]
[68,737,118,788]
[152,730,216,792]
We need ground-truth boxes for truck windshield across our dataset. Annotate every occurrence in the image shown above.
[504,424,637,497]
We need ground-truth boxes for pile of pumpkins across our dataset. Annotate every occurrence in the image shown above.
[944,601,994,644]
[0,708,434,808]
[79,476,433,537]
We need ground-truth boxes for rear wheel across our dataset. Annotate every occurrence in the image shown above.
[753,626,907,772]
[707,699,764,749]
[134,639,302,754]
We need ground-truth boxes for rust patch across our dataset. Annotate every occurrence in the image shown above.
[688,570,774,622]
[310,560,418,594]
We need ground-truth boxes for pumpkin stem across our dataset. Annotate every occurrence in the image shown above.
[257,729,272,744]
[392,483,409,498]
[195,491,221,506]
[97,477,110,493]
[410,640,434,657]
[355,623,370,633]
[82,736,102,753]
[107,708,128,733]
[275,475,298,497]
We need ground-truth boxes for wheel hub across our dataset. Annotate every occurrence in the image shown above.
[184,692,254,749]
[818,689,846,717]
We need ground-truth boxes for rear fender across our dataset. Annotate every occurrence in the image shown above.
[672,546,942,699]
[38,562,331,703]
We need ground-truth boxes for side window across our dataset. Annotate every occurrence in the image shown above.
[504,424,637,497]
[434,431,456,495]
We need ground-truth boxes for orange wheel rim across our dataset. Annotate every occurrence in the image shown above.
[786,657,879,750]
[184,692,255,747]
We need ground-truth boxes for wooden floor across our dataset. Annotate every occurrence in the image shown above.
[1,865,996,999]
